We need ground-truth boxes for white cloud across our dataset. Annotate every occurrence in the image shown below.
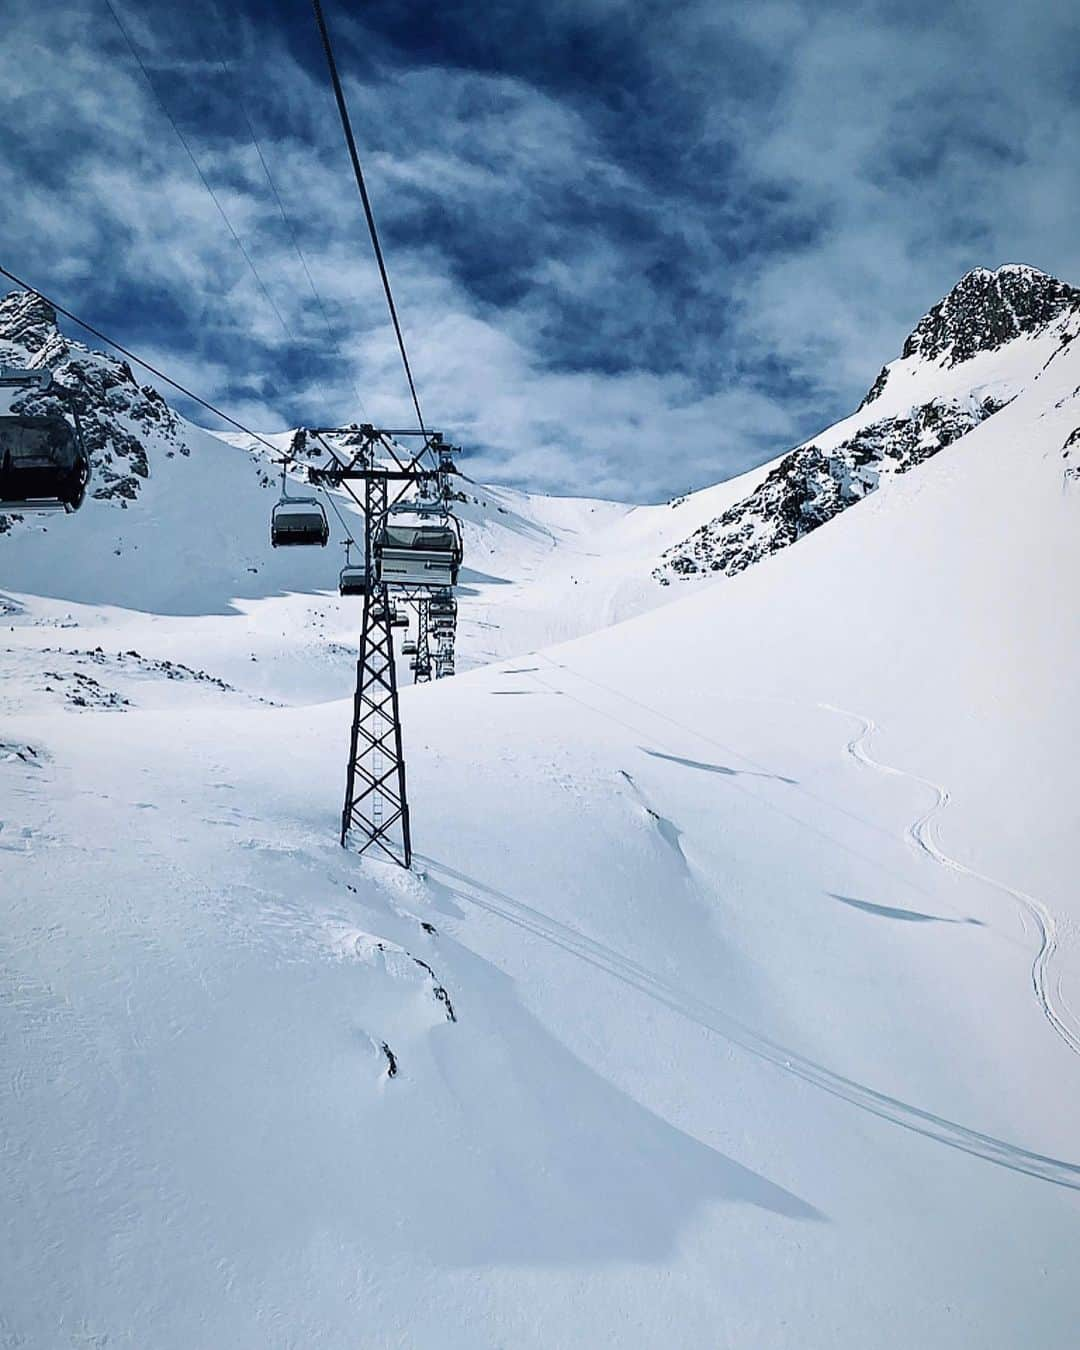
[1,0,1077,502]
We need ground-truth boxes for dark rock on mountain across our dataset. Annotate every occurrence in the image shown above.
[288,425,372,463]
[1064,426,1080,483]
[899,265,1080,369]
[858,365,890,410]
[657,397,997,581]
[657,264,1078,584]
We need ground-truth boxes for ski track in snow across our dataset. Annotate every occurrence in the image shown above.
[503,660,1080,1185]
[825,705,1080,1062]
[422,855,1080,1192]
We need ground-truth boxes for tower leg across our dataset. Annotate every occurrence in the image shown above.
[414,597,432,684]
[341,582,411,866]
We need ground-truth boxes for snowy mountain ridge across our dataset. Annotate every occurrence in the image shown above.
[894,263,1080,370]
[4,263,1078,618]
[655,264,1080,581]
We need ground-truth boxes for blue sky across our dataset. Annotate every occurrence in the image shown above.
[2,0,1078,500]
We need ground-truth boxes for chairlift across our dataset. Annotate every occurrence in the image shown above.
[339,564,368,595]
[0,370,90,513]
[402,638,418,656]
[391,606,409,629]
[429,592,457,633]
[374,514,462,587]
[270,467,329,547]
[429,592,456,617]
[338,541,368,595]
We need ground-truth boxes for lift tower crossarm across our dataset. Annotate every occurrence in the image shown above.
[310,467,439,485]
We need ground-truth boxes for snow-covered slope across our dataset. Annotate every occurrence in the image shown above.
[655,264,1080,581]
[5,264,1075,666]
[2,268,1080,1347]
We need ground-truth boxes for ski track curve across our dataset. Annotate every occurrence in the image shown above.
[824,704,1080,1062]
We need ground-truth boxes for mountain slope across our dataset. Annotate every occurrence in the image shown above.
[4,263,1076,668]
[655,264,1080,581]
[1,267,1079,1347]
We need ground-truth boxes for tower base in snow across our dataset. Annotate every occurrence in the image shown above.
[341,579,411,867]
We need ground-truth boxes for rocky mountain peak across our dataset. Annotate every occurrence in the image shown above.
[900,264,1080,367]
[0,289,70,365]
[659,262,1080,585]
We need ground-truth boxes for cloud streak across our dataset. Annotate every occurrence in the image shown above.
[1,0,1077,500]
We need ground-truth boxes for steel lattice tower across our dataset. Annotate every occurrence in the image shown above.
[336,462,408,861]
[341,584,411,864]
[310,425,459,868]
[413,597,432,684]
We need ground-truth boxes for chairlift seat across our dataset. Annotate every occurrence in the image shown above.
[271,496,329,547]
[402,638,418,655]
[0,414,90,513]
[375,521,462,587]
[338,564,368,596]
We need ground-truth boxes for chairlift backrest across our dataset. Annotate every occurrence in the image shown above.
[381,523,457,553]
[374,513,463,587]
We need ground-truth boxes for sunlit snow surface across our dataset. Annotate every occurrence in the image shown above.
[2,330,1080,1346]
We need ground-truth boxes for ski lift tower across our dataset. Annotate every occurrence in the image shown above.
[309,425,460,867]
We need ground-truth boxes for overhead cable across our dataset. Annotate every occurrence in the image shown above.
[310,0,428,444]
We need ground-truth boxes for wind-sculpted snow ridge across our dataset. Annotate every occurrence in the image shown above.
[0,291,188,520]
[422,853,1080,1193]
[655,264,1080,584]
